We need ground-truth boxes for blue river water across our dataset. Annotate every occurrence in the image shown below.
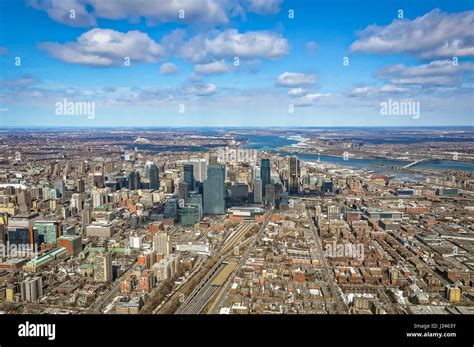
[243,135,474,175]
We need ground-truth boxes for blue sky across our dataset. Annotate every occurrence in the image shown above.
[0,0,473,127]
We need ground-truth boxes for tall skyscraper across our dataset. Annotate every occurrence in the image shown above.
[253,178,263,204]
[183,164,195,191]
[203,164,226,215]
[76,178,85,193]
[94,252,113,283]
[188,158,208,182]
[261,159,271,196]
[149,163,160,190]
[187,193,203,221]
[128,171,140,190]
[93,172,105,188]
[54,180,65,197]
[253,165,261,179]
[178,182,188,202]
[289,156,300,194]
[71,193,83,212]
[164,198,178,220]
[264,184,275,207]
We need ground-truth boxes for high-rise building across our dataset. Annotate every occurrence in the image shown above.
[71,193,83,212]
[94,251,113,283]
[164,198,178,220]
[128,171,140,191]
[54,180,65,197]
[34,220,61,245]
[17,190,32,212]
[264,184,275,207]
[288,156,300,194]
[261,159,271,196]
[178,182,188,202]
[20,276,43,302]
[92,190,107,208]
[253,178,263,204]
[203,164,226,215]
[76,178,85,193]
[7,213,39,247]
[328,205,341,220]
[187,193,203,221]
[93,172,105,188]
[253,166,261,179]
[58,235,82,256]
[179,205,200,227]
[81,209,91,228]
[149,163,160,190]
[322,180,334,193]
[231,183,248,202]
[189,158,207,182]
[153,232,170,256]
[183,164,195,191]
[0,224,5,246]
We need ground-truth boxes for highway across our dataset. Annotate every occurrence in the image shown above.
[177,209,273,314]
[209,208,274,314]
[219,222,256,255]
[175,257,226,314]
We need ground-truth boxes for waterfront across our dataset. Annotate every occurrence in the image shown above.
[243,134,474,179]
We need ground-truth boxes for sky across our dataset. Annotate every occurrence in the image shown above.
[0,0,473,127]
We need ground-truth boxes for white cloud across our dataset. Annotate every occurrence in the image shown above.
[294,93,331,106]
[244,0,283,15]
[167,29,288,63]
[377,60,474,86]
[160,62,178,75]
[39,29,165,66]
[288,88,308,96]
[183,83,217,96]
[351,9,474,59]
[28,0,96,27]
[276,72,315,87]
[29,0,238,27]
[2,76,37,89]
[379,85,410,93]
[350,85,410,97]
[305,41,319,54]
[207,29,288,60]
[194,60,231,74]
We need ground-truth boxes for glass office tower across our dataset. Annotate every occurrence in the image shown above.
[203,164,226,215]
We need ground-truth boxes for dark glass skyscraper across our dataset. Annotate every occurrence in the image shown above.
[164,198,178,220]
[149,163,160,190]
[128,171,140,191]
[289,156,300,194]
[261,159,271,196]
[183,164,195,191]
[203,164,226,215]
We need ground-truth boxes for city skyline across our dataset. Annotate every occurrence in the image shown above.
[1,0,473,127]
